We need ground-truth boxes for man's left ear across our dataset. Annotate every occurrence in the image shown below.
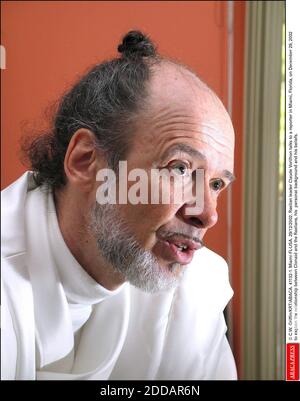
[64,129,102,192]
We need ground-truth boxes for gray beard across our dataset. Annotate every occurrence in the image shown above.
[88,203,183,293]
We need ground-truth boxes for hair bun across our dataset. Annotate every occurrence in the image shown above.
[118,30,156,59]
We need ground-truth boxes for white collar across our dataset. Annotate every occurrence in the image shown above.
[24,183,128,369]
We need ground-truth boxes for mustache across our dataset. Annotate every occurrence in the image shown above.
[158,230,204,246]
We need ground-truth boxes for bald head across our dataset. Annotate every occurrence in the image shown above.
[135,60,235,169]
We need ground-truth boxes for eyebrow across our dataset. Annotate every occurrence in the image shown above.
[157,143,236,183]
[223,170,236,183]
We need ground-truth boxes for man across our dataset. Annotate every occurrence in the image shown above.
[1,31,237,380]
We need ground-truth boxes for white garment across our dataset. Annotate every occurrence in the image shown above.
[1,172,237,380]
[47,190,126,334]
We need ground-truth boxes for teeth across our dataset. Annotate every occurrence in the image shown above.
[176,244,188,251]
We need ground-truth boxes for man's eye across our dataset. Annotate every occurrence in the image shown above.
[211,179,225,191]
[170,163,190,176]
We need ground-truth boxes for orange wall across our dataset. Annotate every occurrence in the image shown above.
[1,0,244,374]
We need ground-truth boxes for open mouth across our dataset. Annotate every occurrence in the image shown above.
[173,243,189,252]
[164,235,202,251]
[156,235,202,265]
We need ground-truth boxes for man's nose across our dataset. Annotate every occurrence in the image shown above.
[179,189,218,230]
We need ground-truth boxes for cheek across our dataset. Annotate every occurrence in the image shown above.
[115,166,185,247]
[129,203,178,230]
[119,203,179,248]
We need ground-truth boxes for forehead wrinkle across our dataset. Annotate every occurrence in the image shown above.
[197,130,232,148]
[199,122,234,139]
[149,122,232,153]
[149,114,208,144]
[155,127,203,138]
[149,105,185,121]
[147,107,233,149]
[159,143,207,163]
[149,134,196,155]
[150,108,198,128]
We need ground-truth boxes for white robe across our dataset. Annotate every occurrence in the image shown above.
[1,172,237,380]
